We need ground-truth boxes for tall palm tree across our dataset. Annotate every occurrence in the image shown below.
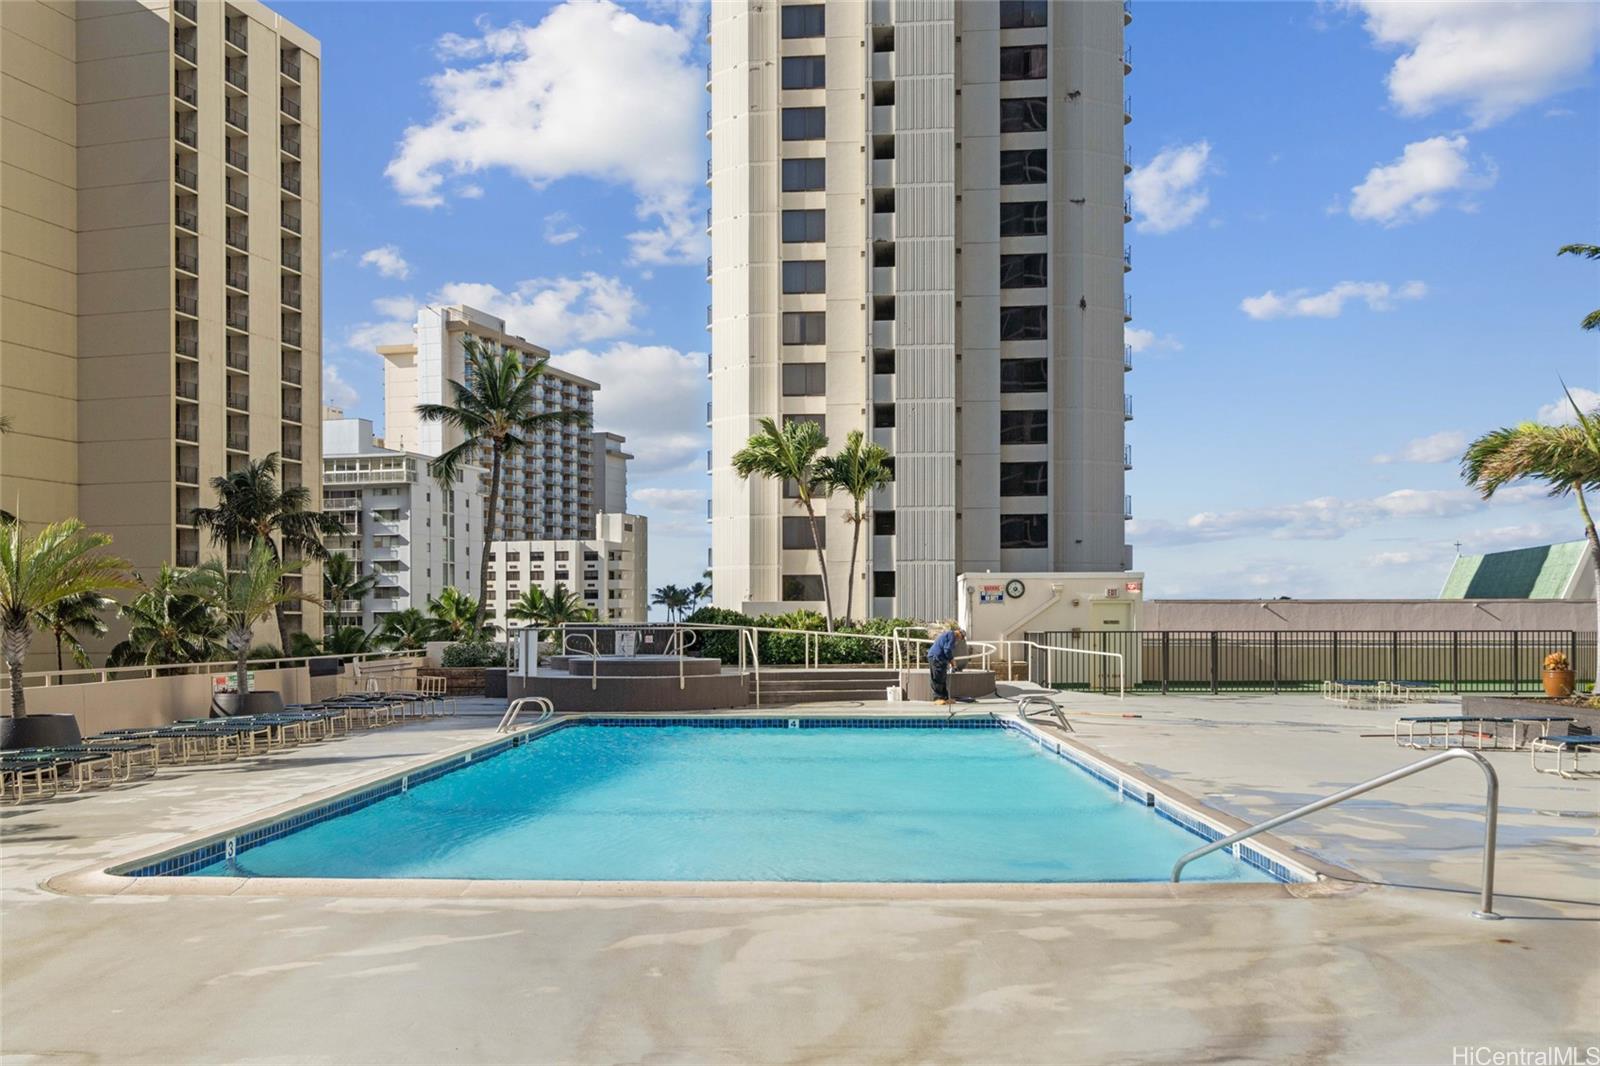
[732,417,835,630]
[183,540,317,701]
[1557,243,1599,332]
[374,608,438,652]
[536,584,596,625]
[506,587,550,627]
[108,564,227,667]
[0,519,134,716]
[322,551,377,629]
[651,584,693,621]
[416,338,591,632]
[1463,406,1600,687]
[35,591,114,672]
[190,453,343,651]
[428,585,495,641]
[816,430,893,621]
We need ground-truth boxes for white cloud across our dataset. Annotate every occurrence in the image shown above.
[556,343,707,475]
[359,245,411,280]
[1124,326,1182,354]
[342,295,419,352]
[1240,279,1427,320]
[387,1,708,265]
[1348,136,1496,226]
[1373,429,1467,464]
[543,211,582,245]
[1346,1,1600,127]
[1462,521,1579,553]
[1536,386,1600,425]
[1127,141,1213,234]
[1367,549,1440,567]
[322,361,360,410]
[632,487,704,513]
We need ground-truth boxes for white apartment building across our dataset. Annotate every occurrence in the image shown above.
[487,513,650,630]
[707,0,1133,621]
[591,432,632,514]
[378,304,602,543]
[320,416,483,630]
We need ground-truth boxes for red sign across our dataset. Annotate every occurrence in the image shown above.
[1125,581,1143,593]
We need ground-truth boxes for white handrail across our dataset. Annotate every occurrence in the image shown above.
[497,696,553,733]
[3,650,423,690]
[1002,638,1125,700]
[562,633,600,690]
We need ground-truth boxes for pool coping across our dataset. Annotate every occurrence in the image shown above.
[45,712,1363,902]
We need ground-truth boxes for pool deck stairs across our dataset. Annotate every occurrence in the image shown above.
[750,668,902,705]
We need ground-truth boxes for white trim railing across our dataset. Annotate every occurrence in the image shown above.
[2,650,422,692]
[1001,638,1126,700]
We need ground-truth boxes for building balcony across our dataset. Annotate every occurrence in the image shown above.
[284,402,302,423]
[225,106,247,132]
[1123,0,1133,24]
[1124,95,1132,125]
[281,131,301,158]
[225,21,247,50]
[1124,494,1134,521]
[175,205,198,232]
[174,0,197,21]
[280,94,300,120]
[1123,195,1132,223]
[872,158,894,187]
[283,441,302,460]
[1123,45,1133,74]
[281,172,301,196]
[176,546,200,567]
[226,432,249,451]
[227,147,249,172]
[282,210,301,234]
[1124,394,1134,421]
[282,324,302,348]
[175,294,198,317]
[174,161,198,188]
[176,421,199,443]
[872,213,894,242]
[1124,294,1133,322]
[1124,444,1133,471]
[178,505,199,529]
[282,363,301,384]
[174,38,196,65]
[226,308,248,330]
[281,53,301,81]
[1123,245,1132,272]
[282,284,301,309]
[175,379,198,401]
[872,104,894,133]
[175,78,197,106]
[226,390,249,411]
[226,267,248,291]
[226,345,248,371]
[282,246,301,271]
[226,188,248,213]
[175,249,198,274]
[177,462,199,485]
[872,320,894,349]
[1124,144,1133,175]
[225,63,247,91]
[1124,344,1133,371]
[226,227,248,252]
[176,332,199,358]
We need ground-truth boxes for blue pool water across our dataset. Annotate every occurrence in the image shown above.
[191,723,1270,883]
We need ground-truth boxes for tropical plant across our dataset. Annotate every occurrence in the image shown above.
[1557,243,1599,332]
[322,552,377,629]
[321,625,375,655]
[816,429,893,621]
[731,417,836,630]
[688,580,712,611]
[35,590,114,672]
[108,564,227,668]
[652,583,693,621]
[440,641,506,668]
[416,338,591,632]
[536,584,596,625]
[189,453,343,651]
[374,608,439,651]
[182,540,317,701]
[1462,395,1600,690]
[428,585,496,641]
[0,519,134,716]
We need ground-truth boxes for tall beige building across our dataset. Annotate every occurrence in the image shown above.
[1,0,325,646]
[708,0,1133,621]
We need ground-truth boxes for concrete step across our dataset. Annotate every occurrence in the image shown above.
[757,677,899,691]
[754,688,896,705]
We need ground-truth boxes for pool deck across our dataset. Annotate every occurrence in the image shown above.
[2,693,1596,1064]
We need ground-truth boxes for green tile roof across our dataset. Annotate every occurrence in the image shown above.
[1440,540,1586,599]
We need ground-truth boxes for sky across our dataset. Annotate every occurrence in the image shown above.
[280,0,1600,604]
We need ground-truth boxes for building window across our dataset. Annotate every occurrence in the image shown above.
[1001,513,1048,549]
[873,349,895,374]
[783,310,826,345]
[781,55,826,89]
[1000,97,1047,133]
[777,156,825,189]
[782,260,826,293]
[1000,201,1048,237]
[999,0,1048,28]
[1000,149,1047,185]
[873,571,896,597]
[782,362,827,396]
[873,403,896,428]
[781,107,825,140]
[1000,409,1049,445]
[782,157,826,191]
[782,209,826,242]
[999,45,1046,81]
[1000,358,1048,393]
[783,573,825,601]
[1001,253,1048,288]
[1000,461,1048,496]
[783,413,825,435]
[783,515,824,549]
[1000,305,1048,341]
[781,4,825,38]
[873,510,895,536]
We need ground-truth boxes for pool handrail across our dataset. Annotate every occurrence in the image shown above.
[1000,638,1126,700]
[1170,747,1501,920]
[497,696,553,733]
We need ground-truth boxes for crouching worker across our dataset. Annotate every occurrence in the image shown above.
[927,624,964,705]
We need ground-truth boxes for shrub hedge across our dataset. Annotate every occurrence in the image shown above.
[440,641,507,668]
[681,607,928,665]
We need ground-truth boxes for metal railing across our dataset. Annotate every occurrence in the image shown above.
[1005,637,1125,698]
[498,696,553,733]
[4,651,422,691]
[1172,748,1501,920]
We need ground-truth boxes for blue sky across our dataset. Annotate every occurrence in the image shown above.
[281,0,1599,603]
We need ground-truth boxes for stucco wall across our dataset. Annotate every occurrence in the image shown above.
[1142,600,1597,632]
[14,666,313,735]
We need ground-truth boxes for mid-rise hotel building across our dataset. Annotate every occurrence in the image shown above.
[707,0,1133,620]
[0,0,325,647]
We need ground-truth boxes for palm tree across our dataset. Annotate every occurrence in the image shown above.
[1463,403,1600,688]
[507,584,595,628]
[1557,243,1599,332]
[322,552,377,629]
[506,587,550,626]
[416,338,591,632]
[108,565,227,667]
[732,417,835,629]
[182,540,317,700]
[816,430,893,621]
[35,591,114,672]
[190,453,343,651]
[0,519,134,717]
[374,608,438,652]
[688,580,712,612]
[428,585,496,641]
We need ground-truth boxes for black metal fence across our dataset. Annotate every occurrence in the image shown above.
[1023,630,1598,694]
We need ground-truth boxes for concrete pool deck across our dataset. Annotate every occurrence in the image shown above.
[2,693,1596,1063]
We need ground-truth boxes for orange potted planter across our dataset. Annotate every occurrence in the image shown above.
[1541,651,1575,698]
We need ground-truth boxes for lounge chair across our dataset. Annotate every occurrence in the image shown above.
[1530,733,1600,778]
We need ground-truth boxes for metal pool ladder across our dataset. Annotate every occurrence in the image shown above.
[498,697,554,734]
[1171,748,1502,920]
[1015,694,1072,732]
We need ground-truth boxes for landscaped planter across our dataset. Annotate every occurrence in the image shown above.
[419,667,492,696]
[1542,668,1576,698]
[1,714,84,751]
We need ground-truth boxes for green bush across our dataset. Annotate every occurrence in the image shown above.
[681,607,928,666]
[441,641,506,668]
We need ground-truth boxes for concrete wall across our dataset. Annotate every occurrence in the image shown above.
[1142,599,1598,632]
[15,665,313,735]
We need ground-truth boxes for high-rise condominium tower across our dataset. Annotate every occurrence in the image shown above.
[0,0,325,648]
[707,0,1133,621]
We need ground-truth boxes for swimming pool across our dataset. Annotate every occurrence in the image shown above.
[157,718,1283,884]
